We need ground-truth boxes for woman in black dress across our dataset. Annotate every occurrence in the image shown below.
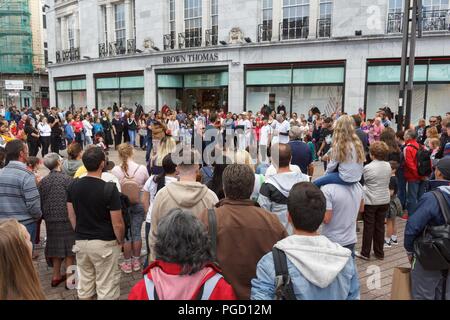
[100,110,113,149]
[24,118,40,157]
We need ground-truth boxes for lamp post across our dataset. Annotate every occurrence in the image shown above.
[398,0,423,131]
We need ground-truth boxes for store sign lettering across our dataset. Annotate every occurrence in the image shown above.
[163,52,219,64]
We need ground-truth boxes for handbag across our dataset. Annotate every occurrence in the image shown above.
[60,138,67,151]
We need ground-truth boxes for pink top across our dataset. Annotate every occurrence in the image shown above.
[111,160,149,190]
[373,124,383,141]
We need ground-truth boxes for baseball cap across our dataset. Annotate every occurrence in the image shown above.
[436,157,450,180]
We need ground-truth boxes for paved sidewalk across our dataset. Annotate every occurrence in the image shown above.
[34,149,410,300]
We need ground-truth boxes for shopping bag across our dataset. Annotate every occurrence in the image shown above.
[390,267,412,300]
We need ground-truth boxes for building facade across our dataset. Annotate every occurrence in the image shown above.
[0,0,49,109]
[47,0,450,124]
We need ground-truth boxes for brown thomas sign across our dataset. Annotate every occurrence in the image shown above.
[163,52,219,64]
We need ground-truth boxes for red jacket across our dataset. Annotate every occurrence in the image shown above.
[404,139,422,182]
[128,260,237,300]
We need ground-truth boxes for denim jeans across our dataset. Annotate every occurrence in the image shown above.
[85,135,93,146]
[145,135,153,163]
[344,243,356,258]
[128,130,136,146]
[313,172,355,188]
[396,168,407,209]
[144,222,151,269]
[23,222,37,250]
[406,180,426,217]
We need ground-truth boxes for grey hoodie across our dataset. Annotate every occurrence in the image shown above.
[62,159,83,177]
[275,235,352,288]
[258,172,309,234]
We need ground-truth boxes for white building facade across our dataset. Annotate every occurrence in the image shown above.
[46,0,450,123]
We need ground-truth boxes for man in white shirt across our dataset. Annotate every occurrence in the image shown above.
[259,118,272,164]
[243,113,253,149]
[278,114,290,144]
[82,115,93,145]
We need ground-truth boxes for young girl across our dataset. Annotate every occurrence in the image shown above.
[95,133,107,152]
[93,117,104,136]
[304,134,318,162]
[429,137,441,167]
[385,161,402,248]
[313,115,365,187]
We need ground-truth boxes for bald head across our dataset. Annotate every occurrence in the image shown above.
[272,143,291,169]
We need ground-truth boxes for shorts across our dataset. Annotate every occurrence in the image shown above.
[72,240,121,300]
[126,203,145,243]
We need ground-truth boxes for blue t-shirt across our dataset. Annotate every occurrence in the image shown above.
[93,123,104,134]
[289,140,313,174]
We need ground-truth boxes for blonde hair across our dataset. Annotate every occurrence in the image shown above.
[233,150,255,172]
[429,138,440,149]
[426,126,439,139]
[156,136,177,166]
[117,143,134,175]
[331,115,365,163]
[0,219,45,300]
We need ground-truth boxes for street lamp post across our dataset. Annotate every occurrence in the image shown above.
[398,0,423,131]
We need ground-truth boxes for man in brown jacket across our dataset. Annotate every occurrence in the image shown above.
[199,164,288,300]
[149,150,219,261]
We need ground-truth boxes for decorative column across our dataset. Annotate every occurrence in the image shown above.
[124,0,134,41]
[73,11,80,48]
[61,16,68,50]
[272,0,282,41]
[201,0,209,46]
[175,0,184,48]
[106,3,115,43]
[308,0,320,39]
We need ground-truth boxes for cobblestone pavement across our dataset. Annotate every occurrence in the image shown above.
[34,149,409,300]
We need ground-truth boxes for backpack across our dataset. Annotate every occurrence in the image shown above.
[407,144,432,177]
[272,247,296,300]
[104,182,132,241]
[414,190,450,270]
[120,166,141,205]
[143,272,223,300]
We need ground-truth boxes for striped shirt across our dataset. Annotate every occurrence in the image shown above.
[0,161,42,225]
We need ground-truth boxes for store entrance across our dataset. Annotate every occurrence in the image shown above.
[183,88,228,113]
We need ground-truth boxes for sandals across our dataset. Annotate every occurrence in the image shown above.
[51,274,67,288]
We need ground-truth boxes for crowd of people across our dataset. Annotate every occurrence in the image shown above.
[0,101,449,300]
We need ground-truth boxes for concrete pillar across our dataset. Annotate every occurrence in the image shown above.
[228,63,244,114]
[201,0,209,46]
[73,11,80,48]
[85,73,96,110]
[145,67,156,110]
[61,16,67,50]
[272,0,282,41]
[49,73,56,108]
[175,0,184,47]
[124,0,134,41]
[308,0,319,39]
[106,4,115,43]
[344,56,366,115]
[56,18,62,51]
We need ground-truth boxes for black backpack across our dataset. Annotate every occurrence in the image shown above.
[104,182,132,241]
[413,190,450,300]
[272,248,296,300]
[407,144,432,177]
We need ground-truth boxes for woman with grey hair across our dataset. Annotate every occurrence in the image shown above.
[38,153,75,288]
[128,209,236,300]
